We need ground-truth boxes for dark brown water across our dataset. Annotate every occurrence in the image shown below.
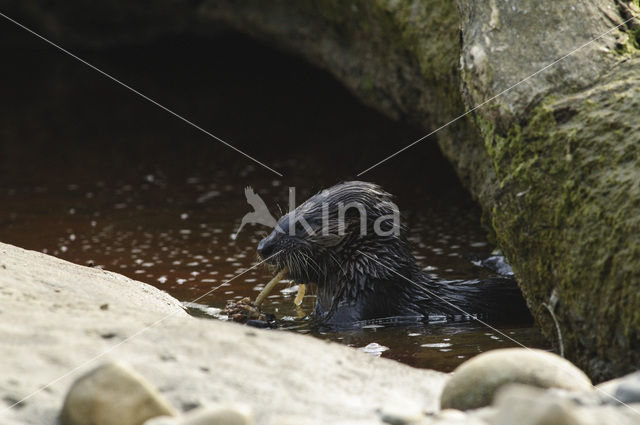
[0,30,547,371]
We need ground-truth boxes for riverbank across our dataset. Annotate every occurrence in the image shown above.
[2,242,638,425]
[0,242,447,424]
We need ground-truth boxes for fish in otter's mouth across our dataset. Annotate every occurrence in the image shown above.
[256,181,530,325]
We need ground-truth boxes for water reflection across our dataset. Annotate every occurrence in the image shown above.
[0,32,548,372]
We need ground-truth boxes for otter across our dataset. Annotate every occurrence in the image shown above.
[257,181,530,325]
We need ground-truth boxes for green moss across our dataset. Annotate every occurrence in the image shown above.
[362,75,374,91]
[479,61,640,380]
[633,26,640,49]
[614,30,640,56]
[614,1,640,56]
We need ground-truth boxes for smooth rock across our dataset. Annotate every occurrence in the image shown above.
[597,371,640,405]
[0,414,31,425]
[568,404,640,425]
[143,417,179,425]
[440,348,592,410]
[488,384,640,425]
[60,361,177,425]
[421,408,489,425]
[465,406,497,424]
[142,405,253,425]
[437,409,467,420]
[568,403,640,425]
[179,405,252,425]
[377,404,424,425]
[266,415,320,425]
[488,384,579,425]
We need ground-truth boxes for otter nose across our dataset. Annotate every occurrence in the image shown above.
[257,234,276,259]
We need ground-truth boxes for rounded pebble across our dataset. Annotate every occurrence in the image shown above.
[179,404,252,425]
[60,361,177,425]
[440,348,592,410]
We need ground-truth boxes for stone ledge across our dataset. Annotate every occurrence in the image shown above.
[0,242,447,425]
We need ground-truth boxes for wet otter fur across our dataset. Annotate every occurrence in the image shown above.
[257,181,530,325]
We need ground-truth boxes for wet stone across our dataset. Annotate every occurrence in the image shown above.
[60,361,177,425]
[488,384,640,425]
[420,408,489,425]
[487,384,578,425]
[246,319,270,328]
[597,371,640,405]
[143,417,178,425]
[147,405,252,425]
[376,402,424,425]
[266,416,320,425]
[440,348,592,410]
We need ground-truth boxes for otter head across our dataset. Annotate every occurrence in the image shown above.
[257,181,410,304]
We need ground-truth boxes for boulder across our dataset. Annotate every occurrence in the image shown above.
[457,0,640,381]
[440,348,592,410]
